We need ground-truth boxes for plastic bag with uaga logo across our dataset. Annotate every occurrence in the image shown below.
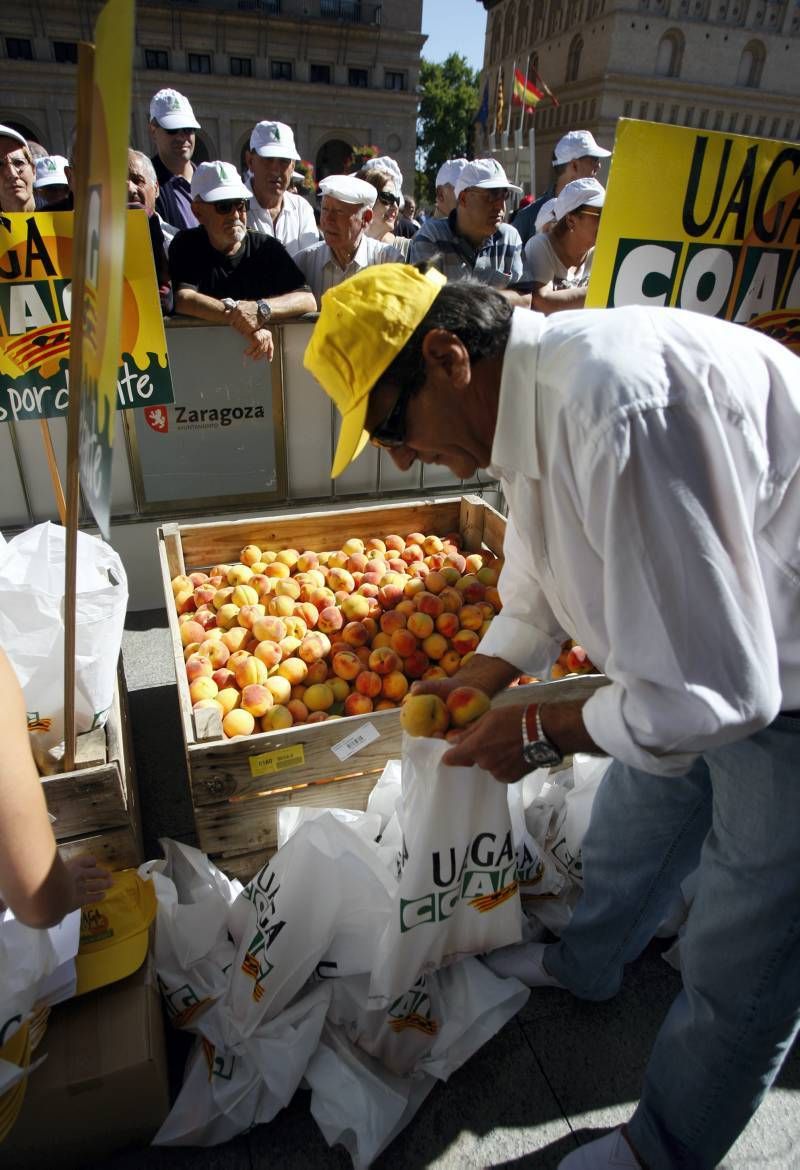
[0,522,128,771]
[368,735,524,1009]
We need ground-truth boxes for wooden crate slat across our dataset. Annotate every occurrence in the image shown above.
[44,762,127,840]
[57,825,141,871]
[482,507,507,558]
[195,773,379,863]
[161,522,186,578]
[158,535,198,747]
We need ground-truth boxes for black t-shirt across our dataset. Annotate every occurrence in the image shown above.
[168,227,308,300]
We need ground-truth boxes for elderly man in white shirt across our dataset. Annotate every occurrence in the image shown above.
[245,120,319,257]
[294,175,403,306]
[303,265,800,1170]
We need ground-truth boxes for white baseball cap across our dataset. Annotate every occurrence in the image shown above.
[534,197,557,234]
[34,155,69,188]
[149,88,201,131]
[0,124,28,150]
[435,158,468,188]
[454,158,522,198]
[191,161,251,202]
[553,177,606,221]
[319,175,377,208]
[364,155,403,192]
[553,130,611,166]
[249,120,300,161]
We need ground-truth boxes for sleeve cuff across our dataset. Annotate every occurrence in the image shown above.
[477,614,563,678]
[582,683,699,777]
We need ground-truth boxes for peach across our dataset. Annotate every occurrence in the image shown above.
[384,534,405,553]
[308,661,331,686]
[438,587,463,614]
[307,711,328,723]
[395,598,416,619]
[282,616,308,641]
[295,551,319,573]
[212,667,235,690]
[446,685,491,728]
[402,541,424,563]
[407,611,434,640]
[235,603,264,631]
[415,591,444,618]
[421,632,448,661]
[180,620,206,648]
[458,604,484,631]
[192,608,218,631]
[227,564,253,586]
[230,584,258,609]
[275,548,300,568]
[444,552,466,574]
[344,692,373,716]
[407,561,429,579]
[464,554,483,573]
[332,650,363,680]
[228,648,252,671]
[377,583,404,610]
[268,595,296,618]
[222,709,255,738]
[254,639,283,669]
[375,699,397,710]
[290,684,307,702]
[193,697,220,713]
[369,647,401,675]
[298,633,328,664]
[355,670,382,698]
[264,705,293,731]
[451,628,480,657]
[240,684,273,718]
[248,573,272,598]
[278,636,302,660]
[371,632,392,650]
[400,693,450,737]
[386,558,407,574]
[423,571,447,595]
[210,563,232,579]
[329,677,350,702]
[440,649,463,676]
[286,699,309,724]
[355,646,372,666]
[341,537,364,556]
[193,583,217,607]
[309,587,336,612]
[342,620,370,647]
[340,593,370,622]
[173,590,196,613]
[421,665,448,681]
[422,535,444,555]
[265,675,292,705]
[214,603,240,631]
[439,566,461,587]
[221,626,250,653]
[362,617,379,640]
[327,550,348,569]
[365,536,387,554]
[185,653,213,682]
[434,611,460,639]
[480,619,493,638]
[183,642,202,661]
[381,670,409,702]
[380,609,407,635]
[327,567,355,594]
[265,561,290,580]
[304,683,335,712]
[403,576,426,599]
[212,586,234,610]
[357,582,380,599]
[274,578,301,601]
[425,553,446,572]
[278,657,308,685]
[171,573,193,597]
[477,565,499,587]
[484,586,502,612]
[402,649,430,679]
[391,628,418,658]
[189,676,219,704]
[239,544,262,566]
[235,656,269,688]
[293,602,319,629]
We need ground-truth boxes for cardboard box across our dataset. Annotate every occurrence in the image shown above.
[3,957,169,1168]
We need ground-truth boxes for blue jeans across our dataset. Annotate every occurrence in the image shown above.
[545,715,800,1170]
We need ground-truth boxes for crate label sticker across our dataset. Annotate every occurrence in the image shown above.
[331,722,380,762]
[249,744,305,778]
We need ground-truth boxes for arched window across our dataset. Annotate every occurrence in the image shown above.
[655,29,684,77]
[566,35,583,82]
[737,40,765,87]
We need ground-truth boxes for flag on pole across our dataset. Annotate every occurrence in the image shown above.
[494,69,505,136]
[505,61,517,135]
[532,67,560,108]
[512,66,544,110]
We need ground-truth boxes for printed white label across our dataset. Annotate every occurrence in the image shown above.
[331,721,380,762]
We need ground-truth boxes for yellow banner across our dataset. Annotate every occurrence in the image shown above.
[587,119,800,353]
[0,210,173,420]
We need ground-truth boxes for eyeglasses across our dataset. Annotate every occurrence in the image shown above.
[211,198,248,214]
[370,383,413,449]
[164,127,196,136]
[579,208,602,218]
[377,191,401,207]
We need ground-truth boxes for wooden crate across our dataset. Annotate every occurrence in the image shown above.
[44,664,143,871]
[158,495,606,882]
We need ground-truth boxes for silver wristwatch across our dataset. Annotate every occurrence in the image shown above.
[521,704,563,768]
[221,297,238,312]
[256,298,272,325]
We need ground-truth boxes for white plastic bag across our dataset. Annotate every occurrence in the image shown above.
[550,753,611,883]
[0,522,128,765]
[369,735,523,1008]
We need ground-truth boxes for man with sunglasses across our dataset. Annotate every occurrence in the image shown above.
[149,88,201,233]
[409,159,527,301]
[304,262,800,1170]
[169,161,315,361]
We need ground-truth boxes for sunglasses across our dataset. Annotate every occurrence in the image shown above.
[370,383,414,449]
[377,191,401,207]
[164,127,196,136]
[579,208,602,217]
[211,198,248,214]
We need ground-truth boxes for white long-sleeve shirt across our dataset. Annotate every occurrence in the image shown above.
[245,181,319,257]
[478,306,799,775]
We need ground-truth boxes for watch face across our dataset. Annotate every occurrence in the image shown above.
[523,740,563,768]
[257,299,271,322]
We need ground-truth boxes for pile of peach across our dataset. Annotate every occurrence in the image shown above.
[171,531,503,739]
[551,639,598,679]
[400,686,491,739]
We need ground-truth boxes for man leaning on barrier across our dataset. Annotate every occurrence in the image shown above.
[169,161,316,362]
[302,262,800,1170]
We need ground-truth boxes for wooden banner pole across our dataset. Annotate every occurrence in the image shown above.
[38,419,66,525]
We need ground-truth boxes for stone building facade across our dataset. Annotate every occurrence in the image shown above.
[0,0,423,188]
[478,0,800,195]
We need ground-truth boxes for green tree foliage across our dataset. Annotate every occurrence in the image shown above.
[416,53,479,205]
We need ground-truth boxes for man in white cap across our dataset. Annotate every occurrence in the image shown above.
[245,120,319,256]
[0,124,35,212]
[515,129,611,246]
[33,154,70,210]
[148,87,202,233]
[409,158,526,296]
[293,174,403,307]
[433,157,468,218]
[169,161,315,361]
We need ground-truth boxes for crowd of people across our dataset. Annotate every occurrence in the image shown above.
[0,86,613,361]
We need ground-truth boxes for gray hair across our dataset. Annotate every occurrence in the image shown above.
[128,148,157,187]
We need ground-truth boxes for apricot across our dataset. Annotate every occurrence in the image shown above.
[446,685,491,728]
[222,709,255,738]
[400,693,450,737]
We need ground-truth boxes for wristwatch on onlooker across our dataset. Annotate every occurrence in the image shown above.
[521,704,563,768]
[221,297,238,312]
[256,299,272,325]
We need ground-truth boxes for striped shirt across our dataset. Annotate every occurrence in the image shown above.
[408,209,523,288]
[294,235,404,306]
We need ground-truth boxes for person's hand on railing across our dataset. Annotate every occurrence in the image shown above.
[228,300,260,337]
[243,327,274,363]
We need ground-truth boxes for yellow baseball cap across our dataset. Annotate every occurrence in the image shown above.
[303,264,446,478]
[75,869,156,996]
[0,1020,31,1142]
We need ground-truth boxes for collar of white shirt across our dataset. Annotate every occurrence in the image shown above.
[490,307,547,480]
[324,234,374,272]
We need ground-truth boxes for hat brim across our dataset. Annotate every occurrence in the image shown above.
[331,394,372,479]
[75,926,150,996]
[155,114,201,131]
[252,144,301,161]
[197,184,252,202]
[456,180,523,197]
[34,174,68,188]
[0,125,28,149]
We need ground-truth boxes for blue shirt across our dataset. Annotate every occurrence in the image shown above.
[152,154,198,233]
[408,209,523,288]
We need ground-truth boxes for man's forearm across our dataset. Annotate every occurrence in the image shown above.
[174,288,229,323]
[541,699,602,756]
[450,652,522,696]
[531,285,587,314]
[266,288,317,320]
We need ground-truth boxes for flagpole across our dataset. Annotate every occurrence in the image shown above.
[517,54,529,148]
[503,59,515,151]
[529,122,536,197]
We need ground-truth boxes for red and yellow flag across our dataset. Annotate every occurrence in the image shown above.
[512,67,544,109]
